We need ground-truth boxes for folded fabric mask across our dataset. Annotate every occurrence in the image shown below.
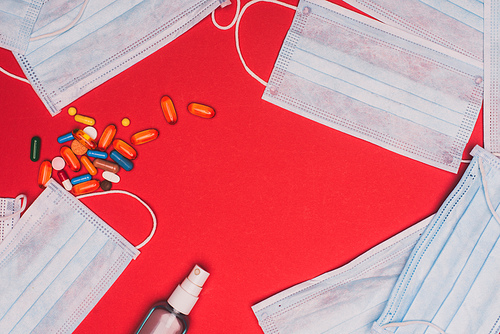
[0,179,156,333]
[343,0,483,62]
[14,0,230,116]
[373,146,500,334]
[252,215,433,334]
[0,194,26,242]
[259,0,483,173]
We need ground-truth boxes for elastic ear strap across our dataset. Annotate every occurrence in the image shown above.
[381,320,446,333]
[0,194,27,221]
[212,0,241,30]
[76,190,157,250]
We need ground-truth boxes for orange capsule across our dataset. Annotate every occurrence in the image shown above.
[38,160,52,188]
[187,103,215,118]
[131,129,159,145]
[72,129,97,150]
[161,96,177,124]
[112,139,137,160]
[72,180,100,195]
[60,146,81,172]
[81,155,97,176]
[98,124,117,151]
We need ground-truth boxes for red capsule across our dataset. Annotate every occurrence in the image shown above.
[161,96,177,124]
[131,129,159,145]
[72,180,100,195]
[38,160,52,189]
[98,124,117,151]
[72,129,97,150]
[57,170,73,191]
[188,103,215,118]
[113,139,137,160]
[60,146,81,172]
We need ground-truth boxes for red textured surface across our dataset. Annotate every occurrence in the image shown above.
[0,1,483,333]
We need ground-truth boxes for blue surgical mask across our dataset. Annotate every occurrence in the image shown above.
[0,0,44,54]
[343,0,483,62]
[15,0,228,116]
[373,146,500,334]
[262,0,483,173]
[252,215,433,334]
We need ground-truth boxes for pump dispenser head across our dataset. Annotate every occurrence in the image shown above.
[167,265,210,315]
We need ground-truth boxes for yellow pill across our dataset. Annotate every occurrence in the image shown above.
[74,114,96,126]
[68,106,77,116]
[122,117,131,127]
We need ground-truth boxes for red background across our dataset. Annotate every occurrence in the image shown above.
[0,1,483,333]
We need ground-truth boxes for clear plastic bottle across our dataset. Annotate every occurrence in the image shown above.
[136,265,210,334]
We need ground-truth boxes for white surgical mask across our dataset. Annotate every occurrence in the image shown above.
[252,215,433,334]
[343,0,484,62]
[373,146,500,334]
[0,194,26,242]
[0,179,156,333]
[257,0,483,173]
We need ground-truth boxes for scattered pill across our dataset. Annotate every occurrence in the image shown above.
[98,124,117,151]
[161,96,177,124]
[60,146,81,172]
[131,129,159,145]
[121,117,131,127]
[68,106,77,116]
[100,180,112,191]
[93,158,120,173]
[57,170,72,191]
[72,180,100,195]
[57,132,74,144]
[71,139,88,156]
[102,171,121,183]
[188,103,215,118]
[74,114,96,126]
[38,160,52,189]
[110,150,134,171]
[72,129,97,150]
[30,136,41,162]
[80,155,97,175]
[113,139,137,160]
[51,156,66,171]
[83,126,98,140]
[71,174,92,185]
[87,150,108,159]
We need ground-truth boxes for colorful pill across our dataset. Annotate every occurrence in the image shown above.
[57,169,72,191]
[112,139,137,160]
[74,114,95,126]
[121,117,131,127]
[87,150,108,159]
[102,171,120,183]
[38,160,52,188]
[187,103,215,118]
[110,150,134,171]
[72,129,97,150]
[71,139,88,156]
[67,106,77,116]
[71,174,92,185]
[131,129,159,145]
[100,180,112,191]
[51,156,66,171]
[57,132,74,144]
[83,126,98,140]
[80,155,97,175]
[30,136,41,162]
[60,146,81,172]
[93,158,120,173]
[72,180,100,195]
[98,124,117,151]
[161,96,177,124]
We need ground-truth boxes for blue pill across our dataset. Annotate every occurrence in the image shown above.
[110,150,133,171]
[87,150,108,159]
[70,174,92,185]
[57,132,74,144]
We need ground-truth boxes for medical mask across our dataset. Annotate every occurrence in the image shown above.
[15,0,229,116]
[0,0,44,54]
[373,146,500,334]
[259,0,483,173]
[0,194,26,242]
[252,215,433,334]
[343,0,483,62]
[0,179,156,333]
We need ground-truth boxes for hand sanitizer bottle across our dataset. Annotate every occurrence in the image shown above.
[136,265,210,334]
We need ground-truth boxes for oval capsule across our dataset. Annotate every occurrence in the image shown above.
[71,174,92,185]
[93,158,120,173]
[57,132,74,144]
[112,139,137,160]
[72,129,97,150]
[60,146,81,172]
[161,96,177,124]
[110,150,134,171]
[80,155,97,175]
[74,114,95,126]
[87,150,108,159]
[38,160,52,188]
[131,129,159,145]
[30,136,41,162]
[98,124,117,151]
[57,169,72,191]
[72,180,100,195]
[102,171,120,183]
[187,103,215,118]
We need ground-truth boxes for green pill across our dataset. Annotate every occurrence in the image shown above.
[30,136,41,162]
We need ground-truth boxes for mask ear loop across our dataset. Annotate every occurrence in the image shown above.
[212,0,241,30]
[0,194,27,221]
[380,321,446,333]
[76,190,157,250]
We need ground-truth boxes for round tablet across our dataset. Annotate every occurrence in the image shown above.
[83,126,98,140]
[121,117,131,127]
[70,140,88,156]
[102,171,121,183]
[68,106,77,116]
[51,156,66,171]
[100,180,112,191]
